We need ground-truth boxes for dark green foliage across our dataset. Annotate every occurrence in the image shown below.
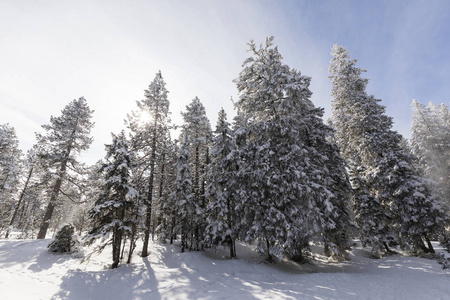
[47,224,75,253]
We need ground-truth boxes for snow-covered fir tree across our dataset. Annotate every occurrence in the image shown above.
[126,70,172,257]
[180,97,212,250]
[205,108,239,258]
[87,131,140,268]
[329,45,447,255]
[154,136,177,243]
[34,97,94,239]
[233,37,351,261]
[171,134,195,252]
[0,123,22,234]
[411,100,450,207]
[47,223,76,253]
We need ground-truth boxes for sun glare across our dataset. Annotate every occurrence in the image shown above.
[138,111,154,126]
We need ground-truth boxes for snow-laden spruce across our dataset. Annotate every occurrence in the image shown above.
[329,45,448,255]
[47,223,77,254]
[126,71,172,258]
[180,97,213,251]
[171,133,196,253]
[205,108,239,258]
[411,100,450,207]
[86,131,141,269]
[233,37,352,262]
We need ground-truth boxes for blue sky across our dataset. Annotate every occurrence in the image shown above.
[1,0,449,163]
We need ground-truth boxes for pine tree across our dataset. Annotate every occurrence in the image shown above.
[86,131,140,268]
[205,108,238,258]
[411,100,450,206]
[171,134,195,252]
[0,124,22,235]
[126,71,171,257]
[36,97,94,239]
[4,145,47,239]
[233,37,351,261]
[180,97,212,250]
[154,135,177,243]
[5,147,37,238]
[329,45,447,254]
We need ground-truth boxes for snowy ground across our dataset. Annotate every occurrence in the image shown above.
[0,237,449,300]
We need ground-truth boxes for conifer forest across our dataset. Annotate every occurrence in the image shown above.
[1,38,449,274]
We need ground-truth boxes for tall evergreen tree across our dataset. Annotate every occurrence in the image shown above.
[172,134,195,252]
[234,37,351,261]
[329,45,447,254]
[9,144,50,238]
[154,135,177,243]
[0,123,22,234]
[5,147,37,238]
[205,108,238,258]
[411,100,450,206]
[180,97,212,250]
[36,97,94,239]
[126,71,171,257]
[87,131,140,268]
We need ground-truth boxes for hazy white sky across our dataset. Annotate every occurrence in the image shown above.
[1,0,449,164]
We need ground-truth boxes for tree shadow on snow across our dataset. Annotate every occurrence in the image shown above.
[50,260,161,300]
[28,251,76,272]
[0,239,75,271]
[146,243,265,299]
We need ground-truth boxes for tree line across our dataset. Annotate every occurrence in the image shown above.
[1,37,449,268]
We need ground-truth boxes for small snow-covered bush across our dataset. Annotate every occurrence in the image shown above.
[439,230,450,252]
[47,224,76,253]
[438,252,450,269]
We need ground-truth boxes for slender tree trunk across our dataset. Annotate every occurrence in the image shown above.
[193,141,200,250]
[181,223,186,253]
[120,237,126,259]
[156,151,166,240]
[170,213,175,244]
[112,208,125,269]
[230,237,236,258]
[142,125,158,257]
[5,166,34,239]
[417,238,430,253]
[383,242,392,253]
[265,238,273,262]
[112,229,121,269]
[37,162,67,239]
[127,223,137,264]
[425,235,435,254]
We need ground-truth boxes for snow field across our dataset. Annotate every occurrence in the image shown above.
[0,239,449,300]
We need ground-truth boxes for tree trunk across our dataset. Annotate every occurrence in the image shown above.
[127,223,137,264]
[265,238,273,263]
[230,237,237,258]
[193,142,200,250]
[112,208,124,269]
[120,237,126,260]
[417,238,430,253]
[170,214,175,244]
[142,125,158,257]
[156,151,166,240]
[37,162,67,239]
[383,242,392,253]
[425,235,435,254]
[5,166,34,239]
[111,229,121,269]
